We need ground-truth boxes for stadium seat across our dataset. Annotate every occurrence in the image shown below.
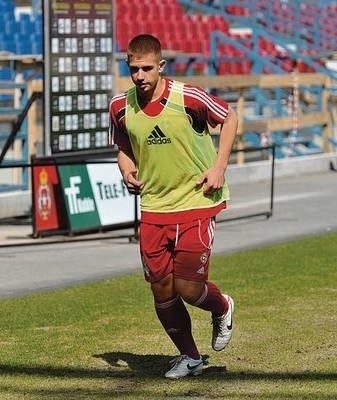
[18,13,31,24]
[0,67,15,103]
[2,39,16,53]
[0,67,15,80]
[32,13,43,35]
[19,18,35,36]
[31,34,43,55]
[4,19,19,35]
[225,5,250,16]
[16,38,33,55]
[0,0,15,15]
[219,61,251,75]
[210,15,229,33]
[217,62,230,75]
[241,60,251,74]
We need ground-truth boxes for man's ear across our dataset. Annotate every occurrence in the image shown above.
[159,60,166,72]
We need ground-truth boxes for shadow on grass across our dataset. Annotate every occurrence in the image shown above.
[0,352,336,382]
[95,352,337,382]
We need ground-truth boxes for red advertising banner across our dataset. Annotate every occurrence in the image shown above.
[32,165,60,232]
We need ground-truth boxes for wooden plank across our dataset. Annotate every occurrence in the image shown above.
[0,114,16,123]
[256,73,327,87]
[28,79,43,92]
[27,80,42,161]
[177,74,327,88]
[114,73,327,92]
[0,89,16,94]
[243,112,329,133]
[242,118,268,132]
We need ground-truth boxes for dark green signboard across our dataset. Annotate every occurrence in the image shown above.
[58,164,100,230]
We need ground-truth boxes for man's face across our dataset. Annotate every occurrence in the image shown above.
[127,52,164,95]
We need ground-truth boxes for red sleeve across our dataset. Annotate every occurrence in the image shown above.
[109,93,133,153]
[183,84,229,128]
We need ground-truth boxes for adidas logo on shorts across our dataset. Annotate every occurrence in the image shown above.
[147,125,171,145]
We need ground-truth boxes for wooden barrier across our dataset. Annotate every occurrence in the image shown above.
[27,79,43,160]
[10,73,335,166]
[115,72,334,163]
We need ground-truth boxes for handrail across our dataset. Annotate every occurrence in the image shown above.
[209,30,285,75]
[0,91,42,164]
[179,0,337,65]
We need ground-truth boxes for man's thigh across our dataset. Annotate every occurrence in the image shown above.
[139,223,176,283]
[174,217,216,282]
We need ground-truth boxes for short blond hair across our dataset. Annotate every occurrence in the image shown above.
[127,34,162,62]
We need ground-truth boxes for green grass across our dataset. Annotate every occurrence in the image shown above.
[0,232,336,399]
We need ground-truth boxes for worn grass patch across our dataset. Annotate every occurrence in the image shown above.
[0,232,336,399]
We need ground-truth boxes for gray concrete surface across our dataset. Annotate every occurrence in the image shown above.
[0,169,336,299]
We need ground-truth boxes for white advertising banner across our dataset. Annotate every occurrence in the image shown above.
[87,163,138,225]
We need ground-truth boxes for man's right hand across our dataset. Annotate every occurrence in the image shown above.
[125,170,144,195]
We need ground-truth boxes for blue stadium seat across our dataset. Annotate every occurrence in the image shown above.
[18,13,31,24]
[2,39,16,53]
[0,67,15,81]
[32,13,43,35]
[31,33,43,55]
[4,19,19,35]
[19,14,35,36]
[0,67,15,102]
[16,39,33,55]
[0,0,15,15]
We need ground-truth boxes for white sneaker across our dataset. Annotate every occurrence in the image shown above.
[211,294,234,351]
[165,355,203,379]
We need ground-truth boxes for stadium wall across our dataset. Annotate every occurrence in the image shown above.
[227,152,337,185]
[1,152,336,219]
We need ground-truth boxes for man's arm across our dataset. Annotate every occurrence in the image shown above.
[118,149,144,194]
[109,97,144,195]
[197,104,238,194]
[214,104,238,172]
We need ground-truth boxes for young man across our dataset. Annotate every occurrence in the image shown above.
[109,34,238,379]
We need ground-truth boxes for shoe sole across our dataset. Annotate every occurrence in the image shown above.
[190,368,203,377]
[165,368,203,379]
[165,364,203,379]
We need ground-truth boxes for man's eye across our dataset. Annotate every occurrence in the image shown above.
[129,66,153,73]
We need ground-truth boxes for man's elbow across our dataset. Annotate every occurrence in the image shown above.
[227,105,239,134]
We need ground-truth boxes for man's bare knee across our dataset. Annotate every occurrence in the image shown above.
[151,273,175,302]
[174,277,204,304]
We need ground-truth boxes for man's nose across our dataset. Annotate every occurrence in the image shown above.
[136,69,145,79]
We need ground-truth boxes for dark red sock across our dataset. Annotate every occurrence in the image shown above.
[155,295,200,359]
[193,281,228,317]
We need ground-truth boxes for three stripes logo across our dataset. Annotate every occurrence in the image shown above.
[147,125,171,145]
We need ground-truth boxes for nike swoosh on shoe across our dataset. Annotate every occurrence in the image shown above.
[187,362,203,371]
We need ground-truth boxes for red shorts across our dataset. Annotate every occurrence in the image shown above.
[139,217,216,283]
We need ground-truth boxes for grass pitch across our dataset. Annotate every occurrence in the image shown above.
[0,232,336,399]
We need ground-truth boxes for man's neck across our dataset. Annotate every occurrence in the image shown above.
[152,77,166,101]
[138,77,166,105]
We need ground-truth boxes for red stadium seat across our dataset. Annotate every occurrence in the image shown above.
[217,62,230,75]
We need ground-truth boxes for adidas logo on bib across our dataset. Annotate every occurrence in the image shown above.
[147,125,171,145]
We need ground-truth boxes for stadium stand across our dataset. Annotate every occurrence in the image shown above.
[1,0,337,189]
[114,0,337,159]
[115,0,337,77]
[0,0,335,77]
[0,0,42,57]
[0,0,42,192]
